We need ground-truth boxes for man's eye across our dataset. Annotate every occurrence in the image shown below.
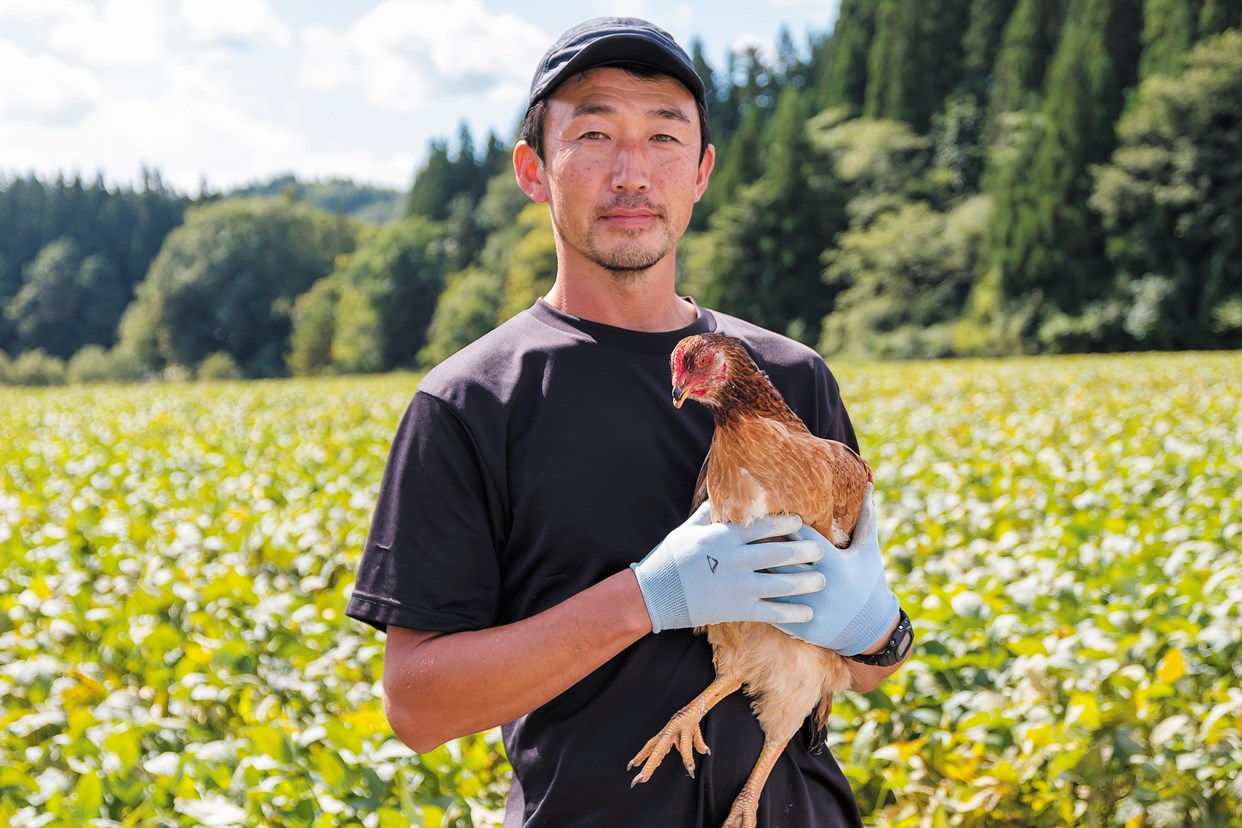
[582,131,608,140]
[652,134,677,143]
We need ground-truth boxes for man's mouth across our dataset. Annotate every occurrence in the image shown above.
[602,210,658,229]
[600,197,662,228]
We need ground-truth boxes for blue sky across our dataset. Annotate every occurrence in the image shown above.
[1,0,841,193]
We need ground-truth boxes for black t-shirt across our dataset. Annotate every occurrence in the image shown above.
[347,298,865,828]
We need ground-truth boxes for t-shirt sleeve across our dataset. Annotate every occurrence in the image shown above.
[346,390,503,634]
[812,359,860,454]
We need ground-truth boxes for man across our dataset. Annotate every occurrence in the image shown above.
[346,17,912,828]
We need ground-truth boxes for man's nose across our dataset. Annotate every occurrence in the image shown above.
[611,142,651,192]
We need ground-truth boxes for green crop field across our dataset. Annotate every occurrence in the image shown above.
[2,352,1239,827]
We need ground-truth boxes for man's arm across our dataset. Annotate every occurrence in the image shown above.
[382,506,827,752]
[844,614,911,693]
[383,569,651,753]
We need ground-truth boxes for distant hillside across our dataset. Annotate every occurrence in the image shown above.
[228,174,405,225]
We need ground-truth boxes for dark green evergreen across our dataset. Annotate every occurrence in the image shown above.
[688,87,848,344]
[864,0,973,132]
[1091,31,1242,349]
[1139,0,1196,81]
[985,0,1068,134]
[1199,0,1242,34]
[985,0,1144,350]
[817,0,877,112]
[958,0,1020,104]
[0,174,190,355]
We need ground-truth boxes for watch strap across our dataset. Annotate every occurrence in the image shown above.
[845,608,912,667]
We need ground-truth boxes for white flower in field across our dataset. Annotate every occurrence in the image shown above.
[48,619,76,642]
[144,752,181,777]
[1005,575,1039,609]
[175,521,203,545]
[240,754,280,772]
[11,711,66,739]
[296,724,328,747]
[2,655,62,684]
[291,603,320,626]
[989,613,1023,640]
[950,591,984,617]
[35,766,73,798]
[174,796,248,827]
[190,740,238,763]
[996,530,1022,550]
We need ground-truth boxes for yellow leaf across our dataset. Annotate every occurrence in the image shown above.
[1125,811,1145,828]
[1065,691,1100,730]
[1156,647,1185,683]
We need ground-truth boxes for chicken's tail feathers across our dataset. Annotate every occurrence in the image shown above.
[807,692,835,753]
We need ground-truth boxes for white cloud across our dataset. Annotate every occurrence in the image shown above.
[45,0,172,66]
[0,0,88,25]
[297,0,547,113]
[0,49,302,189]
[179,0,292,49]
[0,38,99,122]
[589,0,653,20]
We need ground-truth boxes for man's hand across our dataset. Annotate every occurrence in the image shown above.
[772,484,900,655]
[630,501,826,632]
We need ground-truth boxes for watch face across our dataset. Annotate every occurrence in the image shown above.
[894,627,913,660]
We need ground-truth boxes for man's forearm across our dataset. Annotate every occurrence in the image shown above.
[844,612,910,693]
[382,569,652,753]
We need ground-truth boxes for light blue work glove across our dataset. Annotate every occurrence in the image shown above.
[772,485,900,655]
[631,501,827,632]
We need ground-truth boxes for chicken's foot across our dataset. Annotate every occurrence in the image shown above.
[721,735,791,828]
[628,673,743,785]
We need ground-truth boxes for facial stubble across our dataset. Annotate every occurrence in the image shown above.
[587,223,673,276]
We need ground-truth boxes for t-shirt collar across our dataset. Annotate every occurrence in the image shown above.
[529,297,717,354]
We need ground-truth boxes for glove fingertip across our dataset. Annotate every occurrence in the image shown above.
[768,603,813,625]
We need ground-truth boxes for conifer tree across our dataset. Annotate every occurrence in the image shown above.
[696,103,764,228]
[405,139,455,220]
[688,87,845,343]
[817,0,877,112]
[985,0,1144,348]
[1092,30,1242,348]
[985,0,1068,135]
[1139,0,1197,80]
[958,0,1019,104]
[1199,0,1242,35]
[864,0,973,132]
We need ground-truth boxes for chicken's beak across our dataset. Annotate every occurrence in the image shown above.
[672,384,688,408]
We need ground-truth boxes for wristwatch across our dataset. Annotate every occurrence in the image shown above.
[845,609,913,667]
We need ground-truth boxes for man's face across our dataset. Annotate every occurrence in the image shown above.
[529,67,714,277]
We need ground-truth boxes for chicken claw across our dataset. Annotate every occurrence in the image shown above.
[628,709,711,785]
[627,673,743,786]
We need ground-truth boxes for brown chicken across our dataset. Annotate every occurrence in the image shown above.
[628,333,873,828]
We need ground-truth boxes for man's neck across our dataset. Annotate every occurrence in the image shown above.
[543,263,698,332]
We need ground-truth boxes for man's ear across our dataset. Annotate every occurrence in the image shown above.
[693,143,716,203]
[513,141,548,204]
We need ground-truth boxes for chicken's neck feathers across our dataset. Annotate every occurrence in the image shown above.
[711,366,806,432]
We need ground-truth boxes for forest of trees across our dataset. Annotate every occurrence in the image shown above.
[2,0,1240,385]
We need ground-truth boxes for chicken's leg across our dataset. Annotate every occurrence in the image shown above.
[721,734,793,828]
[628,673,743,785]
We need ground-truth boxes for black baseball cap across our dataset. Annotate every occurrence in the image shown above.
[527,17,706,111]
